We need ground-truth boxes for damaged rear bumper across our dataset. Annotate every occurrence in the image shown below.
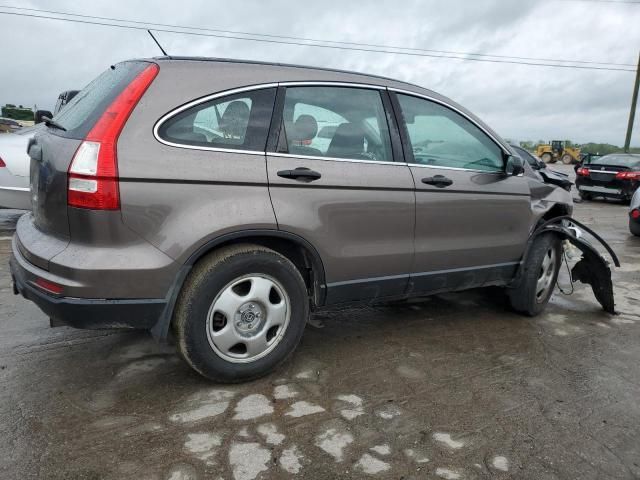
[512,216,620,313]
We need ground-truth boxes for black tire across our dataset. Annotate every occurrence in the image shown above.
[173,244,309,382]
[578,191,592,201]
[508,233,562,316]
[561,154,573,165]
[541,152,554,164]
[630,218,640,237]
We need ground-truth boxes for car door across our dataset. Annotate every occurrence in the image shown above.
[390,90,532,294]
[266,84,415,305]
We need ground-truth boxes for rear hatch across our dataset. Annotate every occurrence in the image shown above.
[24,61,154,267]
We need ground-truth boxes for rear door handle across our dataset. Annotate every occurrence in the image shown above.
[277,167,322,182]
[421,175,453,188]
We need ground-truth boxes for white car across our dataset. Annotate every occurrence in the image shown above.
[0,126,40,210]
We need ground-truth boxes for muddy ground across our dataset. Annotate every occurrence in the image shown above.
[1,164,639,479]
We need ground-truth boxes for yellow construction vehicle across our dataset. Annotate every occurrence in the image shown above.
[536,140,581,164]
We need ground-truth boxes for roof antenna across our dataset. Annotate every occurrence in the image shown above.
[147,29,168,56]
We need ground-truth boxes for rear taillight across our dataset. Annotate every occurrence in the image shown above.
[632,209,640,220]
[615,171,640,180]
[67,63,159,210]
[576,167,590,177]
[68,141,119,209]
[0,156,6,167]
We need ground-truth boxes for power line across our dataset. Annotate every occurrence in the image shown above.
[0,9,636,72]
[560,0,640,4]
[0,5,635,68]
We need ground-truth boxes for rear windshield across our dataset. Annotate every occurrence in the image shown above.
[51,61,149,138]
[594,155,640,168]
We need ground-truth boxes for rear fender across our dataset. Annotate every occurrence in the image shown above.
[149,229,327,341]
[511,216,620,314]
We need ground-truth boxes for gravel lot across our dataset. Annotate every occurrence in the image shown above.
[1,164,639,480]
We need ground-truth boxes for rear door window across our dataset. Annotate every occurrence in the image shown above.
[396,93,504,172]
[280,86,393,162]
[157,88,276,152]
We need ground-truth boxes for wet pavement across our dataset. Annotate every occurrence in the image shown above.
[1,164,639,479]
[0,209,23,237]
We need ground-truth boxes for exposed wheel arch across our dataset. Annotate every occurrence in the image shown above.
[541,203,572,224]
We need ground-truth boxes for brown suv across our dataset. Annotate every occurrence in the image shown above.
[11,57,585,382]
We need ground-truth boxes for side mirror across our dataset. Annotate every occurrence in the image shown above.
[34,110,53,124]
[506,155,525,176]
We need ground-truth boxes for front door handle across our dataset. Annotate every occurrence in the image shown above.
[421,175,453,188]
[277,167,322,182]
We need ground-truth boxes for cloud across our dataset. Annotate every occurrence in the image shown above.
[1,0,638,145]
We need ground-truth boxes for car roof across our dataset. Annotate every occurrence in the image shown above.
[152,55,424,90]
[595,153,640,166]
[130,56,512,154]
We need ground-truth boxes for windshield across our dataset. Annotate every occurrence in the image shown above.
[593,154,640,168]
[511,145,538,167]
[0,118,20,126]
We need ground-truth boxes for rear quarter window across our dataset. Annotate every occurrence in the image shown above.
[52,61,151,139]
[156,88,276,152]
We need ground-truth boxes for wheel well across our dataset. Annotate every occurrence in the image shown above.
[187,233,326,308]
[542,204,571,222]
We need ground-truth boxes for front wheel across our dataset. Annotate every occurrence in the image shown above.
[561,154,573,165]
[541,152,554,164]
[173,244,309,382]
[508,233,561,316]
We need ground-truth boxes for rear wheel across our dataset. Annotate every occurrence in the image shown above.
[173,244,309,382]
[630,218,640,237]
[541,152,554,164]
[578,191,592,201]
[561,154,573,165]
[508,233,561,316]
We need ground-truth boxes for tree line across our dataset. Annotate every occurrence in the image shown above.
[516,140,640,155]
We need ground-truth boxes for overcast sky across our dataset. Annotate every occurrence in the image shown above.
[1,0,639,145]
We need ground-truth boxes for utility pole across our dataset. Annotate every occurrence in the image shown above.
[624,52,640,153]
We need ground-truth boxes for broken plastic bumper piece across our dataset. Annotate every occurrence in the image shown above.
[519,216,619,314]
